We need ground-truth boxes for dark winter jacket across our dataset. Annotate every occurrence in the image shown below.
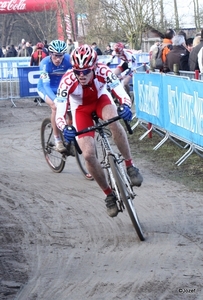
[189,39,203,71]
[165,45,187,72]
[95,47,103,55]
[179,49,190,71]
[5,46,17,57]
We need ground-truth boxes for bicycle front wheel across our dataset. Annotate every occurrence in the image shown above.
[109,155,145,241]
[41,118,66,173]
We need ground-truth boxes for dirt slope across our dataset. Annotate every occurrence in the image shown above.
[0,99,202,300]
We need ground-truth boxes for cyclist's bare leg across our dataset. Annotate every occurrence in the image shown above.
[45,97,59,137]
[78,136,109,190]
[113,69,132,103]
[102,104,143,186]
[102,104,132,160]
[113,67,122,77]
[122,75,132,99]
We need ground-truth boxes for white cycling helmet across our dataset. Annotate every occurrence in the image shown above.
[71,44,97,69]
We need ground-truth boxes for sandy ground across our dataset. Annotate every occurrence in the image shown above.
[0,99,203,300]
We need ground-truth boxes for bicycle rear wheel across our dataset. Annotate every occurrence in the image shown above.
[41,118,66,173]
[109,155,145,241]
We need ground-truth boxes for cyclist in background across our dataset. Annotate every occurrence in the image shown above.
[55,44,143,218]
[112,42,139,100]
[37,40,72,152]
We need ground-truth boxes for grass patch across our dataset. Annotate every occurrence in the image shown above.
[128,119,203,193]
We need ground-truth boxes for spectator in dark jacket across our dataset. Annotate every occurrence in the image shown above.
[91,42,103,55]
[5,45,17,57]
[189,29,203,71]
[104,44,113,55]
[165,35,187,72]
[179,38,194,71]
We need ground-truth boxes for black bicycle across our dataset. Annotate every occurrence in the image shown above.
[74,112,145,241]
[41,117,93,180]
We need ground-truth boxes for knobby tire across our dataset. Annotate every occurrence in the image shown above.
[108,155,145,241]
[41,118,65,173]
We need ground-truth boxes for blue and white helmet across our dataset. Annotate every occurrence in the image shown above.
[48,40,67,54]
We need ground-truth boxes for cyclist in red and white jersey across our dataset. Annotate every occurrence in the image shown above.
[112,42,139,98]
[55,44,143,218]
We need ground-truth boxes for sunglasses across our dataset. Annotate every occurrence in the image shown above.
[73,69,92,76]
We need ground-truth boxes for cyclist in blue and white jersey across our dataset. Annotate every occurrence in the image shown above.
[37,40,72,152]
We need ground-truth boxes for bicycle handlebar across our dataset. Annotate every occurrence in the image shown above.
[75,115,120,137]
[76,115,133,136]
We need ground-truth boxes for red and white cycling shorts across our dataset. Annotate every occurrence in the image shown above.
[72,94,114,138]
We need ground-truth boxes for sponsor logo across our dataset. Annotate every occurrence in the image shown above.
[0,0,26,11]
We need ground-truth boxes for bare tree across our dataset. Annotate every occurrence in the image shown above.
[0,14,19,46]
[173,0,180,29]
[0,7,57,47]
[16,10,57,43]
[193,0,201,29]
[96,0,162,49]
[159,0,164,29]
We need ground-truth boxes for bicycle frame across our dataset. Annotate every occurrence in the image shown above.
[96,128,135,211]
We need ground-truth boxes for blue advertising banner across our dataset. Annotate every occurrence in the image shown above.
[163,75,203,147]
[133,73,164,128]
[133,72,203,148]
[0,57,30,79]
[17,66,40,97]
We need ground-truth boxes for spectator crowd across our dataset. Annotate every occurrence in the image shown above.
[149,28,203,74]
[1,29,203,73]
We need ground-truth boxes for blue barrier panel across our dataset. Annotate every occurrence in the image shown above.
[0,57,30,79]
[133,73,164,128]
[133,72,203,148]
[163,75,203,147]
[17,66,40,97]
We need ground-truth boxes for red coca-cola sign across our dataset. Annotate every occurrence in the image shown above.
[0,0,76,40]
[0,0,57,13]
